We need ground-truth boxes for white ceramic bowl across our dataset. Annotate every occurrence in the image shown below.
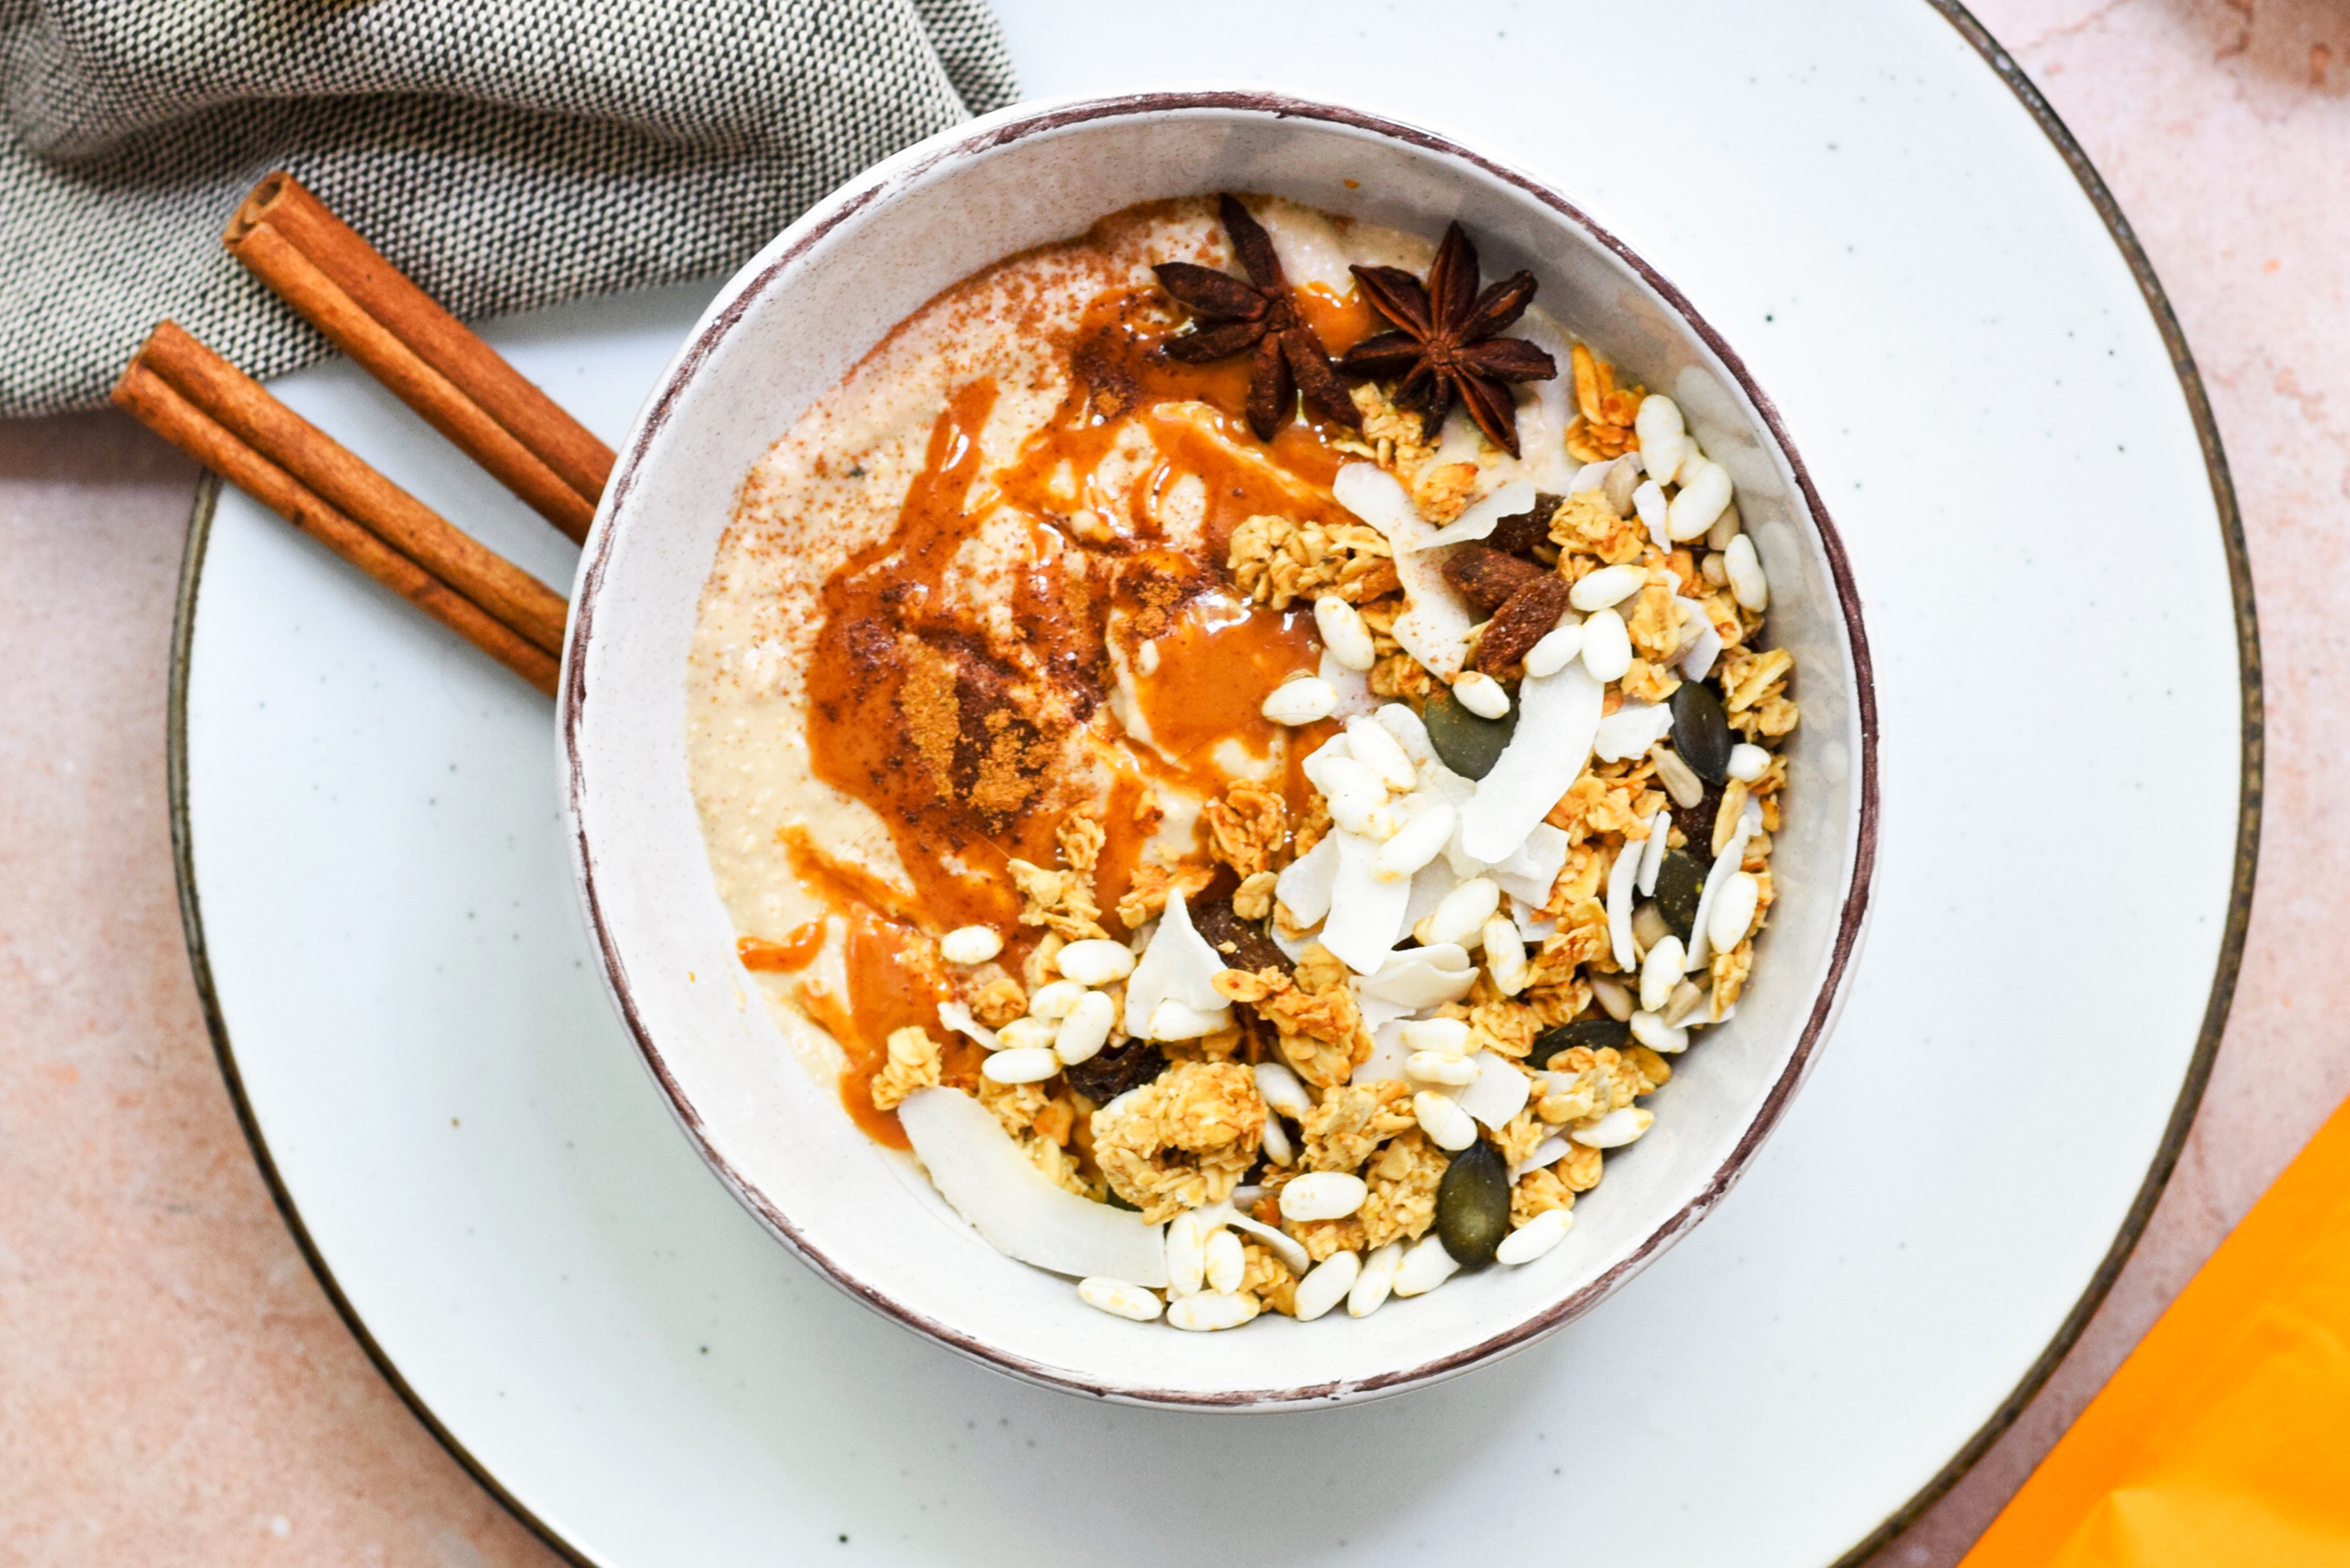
[561,89,1879,1409]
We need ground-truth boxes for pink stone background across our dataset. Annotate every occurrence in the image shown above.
[1,4,2342,1561]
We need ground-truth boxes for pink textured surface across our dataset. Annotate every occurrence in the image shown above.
[0,6,2340,1561]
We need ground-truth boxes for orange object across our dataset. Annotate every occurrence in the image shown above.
[1962,1094,2350,1567]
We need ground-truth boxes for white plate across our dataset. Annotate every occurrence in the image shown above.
[173,2,2253,1564]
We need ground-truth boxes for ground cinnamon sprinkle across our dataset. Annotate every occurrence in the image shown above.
[896,644,962,795]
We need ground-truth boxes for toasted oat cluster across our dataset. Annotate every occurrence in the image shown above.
[745,195,1804,1333]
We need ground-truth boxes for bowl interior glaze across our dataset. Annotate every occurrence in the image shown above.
[562,91,1876,1409]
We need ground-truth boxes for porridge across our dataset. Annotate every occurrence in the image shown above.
[686,193,1793,1329]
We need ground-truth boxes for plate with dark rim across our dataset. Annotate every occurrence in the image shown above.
[170,1,2253,1562]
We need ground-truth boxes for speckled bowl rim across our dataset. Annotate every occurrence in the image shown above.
[162,3,2261,1560]
[560,87,1881,1408]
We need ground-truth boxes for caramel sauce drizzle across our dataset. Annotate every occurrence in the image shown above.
[787,279,1376,1137]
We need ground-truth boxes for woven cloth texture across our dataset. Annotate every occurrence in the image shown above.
[0,0,1019,418]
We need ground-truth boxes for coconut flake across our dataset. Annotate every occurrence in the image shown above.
[1606,836,1644,973]
[1333,463,1478,681]
[1675,597,1723,681]
[1123,890,1231,1039]
[1357,943,1477,1010]
[898,1088,1167,1285]
[1507,895,1559,943]
[1456,1051,1533,1131]
[1513,1134,1572,1179]
[1200,1201,1312,1275]
[1507,313,1579,492]
[1274,833,1339,929]
[936,1000,998,1051]
[1490,822,1570,907]
[1402,852,1463,932]
[1594,700,1676,763]
[1320,828,1414,974]
[1375,700,1436,770]
[1636,808,1672,896]
[1459,662,1606,863]
[1353,1020,1413,1085]
[1421,478,1538,548]
[1254,202,1355,293]
[1319,647,1377,718]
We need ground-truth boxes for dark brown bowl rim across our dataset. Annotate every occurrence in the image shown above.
[559,87,1882,1409]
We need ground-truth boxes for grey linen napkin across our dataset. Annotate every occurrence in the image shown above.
[0,0,1019,418]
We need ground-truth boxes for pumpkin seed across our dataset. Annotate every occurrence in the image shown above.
[1652,848,1705,942]
[1422,687,1517,780]
[1435,1140,1511,1269]
[1530,1016,1631,1068]
[1669,679,1734,783]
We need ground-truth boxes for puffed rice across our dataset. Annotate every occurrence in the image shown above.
[1523,620,1583,677]
[1314,595,1377,672]
[1078,1277,1163,1321]
[1393,1234,1461,1297]
[939,925,1002,965]
[1580,606,1633,682]
[1167,1292,1260,1331]
[1414,1090,1479,1151]
[1029,979,1085,1019]
[1725,533,1769,610]
[1053,990,1115,1065]
[1573,1106,1655,1148]
[1496,1207,1574,1264]
[1452,671,1511,719]
[1629,1010,1689,1054]
[1349,1241,1403,1317]
[1056,938,1136,985]
[1262,676,1339,725]
[1204,1227,1245,1294]
[983,1046,1061,1085]
[1294,1251,1361,1321]
[1281,1171,1369,1221]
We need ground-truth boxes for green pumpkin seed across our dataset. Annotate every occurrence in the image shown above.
[1422,687,1518,780]
[1530,1016,1631,1068]
[1670,680,1734,784]
[1653,848,1705,942]
[1435,1140,1512,1269]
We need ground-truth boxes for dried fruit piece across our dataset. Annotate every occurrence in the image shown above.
[1474,575,1572,674]
[1064,1039,1167,1103]
[1434,1139,1512,1269]
[1439,543,1547,616]
[1486,493,1563,559]
[1192,897,1293,976]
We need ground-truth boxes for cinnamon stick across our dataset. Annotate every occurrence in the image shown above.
[131,322,568,657]
[112,359,559,697]
[224,172,611,542]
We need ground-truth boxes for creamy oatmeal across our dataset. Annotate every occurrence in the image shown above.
[686,193,1794,1329]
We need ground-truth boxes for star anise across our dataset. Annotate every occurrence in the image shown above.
[1337,223,1559,457]
[1153,193,1363,443]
